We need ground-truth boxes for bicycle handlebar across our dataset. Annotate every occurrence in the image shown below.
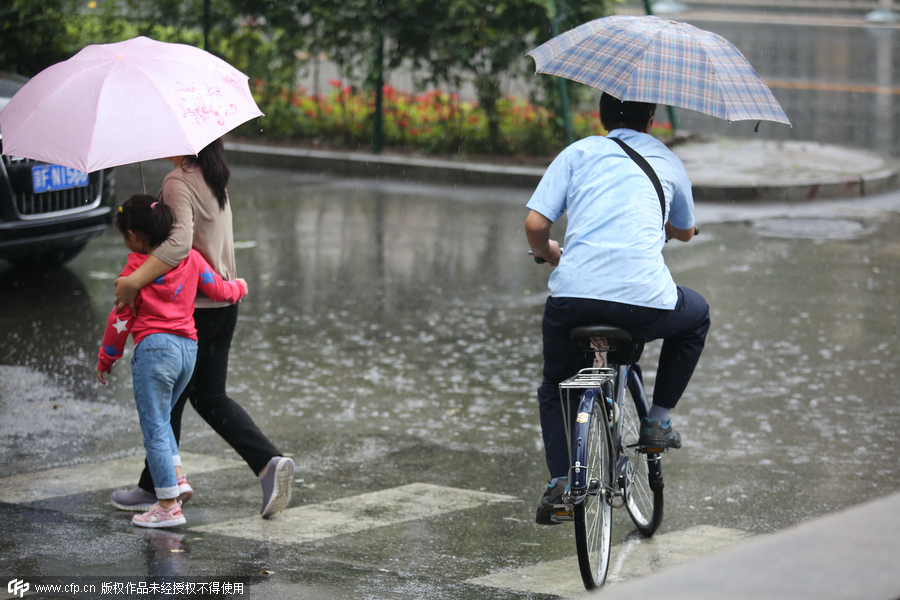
[665,225,700,243]
[528,250,561,264]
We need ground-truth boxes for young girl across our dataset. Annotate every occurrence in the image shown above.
[97,194,247,528]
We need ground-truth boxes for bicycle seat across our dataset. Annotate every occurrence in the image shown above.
[571,325,644,365]
[570,325,632,341]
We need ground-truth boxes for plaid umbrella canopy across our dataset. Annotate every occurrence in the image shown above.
[528,15,790,125]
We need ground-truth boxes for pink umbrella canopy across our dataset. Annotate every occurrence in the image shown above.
[0,36,263,173]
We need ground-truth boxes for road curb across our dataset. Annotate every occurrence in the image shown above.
[673,139,900,203]
[224,142,545,190]
[690,173,900,202]
[225,140,900,203]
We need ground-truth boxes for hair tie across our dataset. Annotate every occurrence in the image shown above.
[151,202,158,209]
[118,206,123,213]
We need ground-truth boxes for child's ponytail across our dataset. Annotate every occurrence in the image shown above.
[114,194,176,250]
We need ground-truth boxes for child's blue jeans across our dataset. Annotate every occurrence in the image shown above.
[131,333,197,500]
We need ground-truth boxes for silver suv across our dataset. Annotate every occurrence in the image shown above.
[0,73,116,269]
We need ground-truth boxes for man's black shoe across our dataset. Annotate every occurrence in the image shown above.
[638,417,682,451]
[535,477,568,525]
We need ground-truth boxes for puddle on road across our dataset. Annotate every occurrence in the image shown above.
[752,218,868,240]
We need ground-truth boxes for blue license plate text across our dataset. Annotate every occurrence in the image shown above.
[32,164,89,194]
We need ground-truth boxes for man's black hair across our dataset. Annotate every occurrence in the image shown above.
[599,92,656,132]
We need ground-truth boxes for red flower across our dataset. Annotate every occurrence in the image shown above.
[328,79,341,88]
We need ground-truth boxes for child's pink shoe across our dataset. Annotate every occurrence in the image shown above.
[177,475,193,505]
[132,502,186,528]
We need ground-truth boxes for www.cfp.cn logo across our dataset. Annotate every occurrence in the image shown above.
[7,579,29,598]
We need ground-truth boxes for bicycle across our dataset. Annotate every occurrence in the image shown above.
[530,228,698,589]
[549,326,665,590]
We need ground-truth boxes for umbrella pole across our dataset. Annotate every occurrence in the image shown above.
[550,4,575,146]
[139,162,146,194]
[643,0,679,134]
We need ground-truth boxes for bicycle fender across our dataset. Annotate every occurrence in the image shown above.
[571,388,602,492]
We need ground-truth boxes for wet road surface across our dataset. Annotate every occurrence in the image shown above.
[2,161,900,597]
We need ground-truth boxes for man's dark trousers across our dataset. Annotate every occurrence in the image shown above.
[538,287,710,478]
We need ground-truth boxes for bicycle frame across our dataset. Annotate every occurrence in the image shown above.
[625,364,663,483]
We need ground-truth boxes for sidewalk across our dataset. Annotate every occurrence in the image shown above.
[225,138,900,202]
[588,491,900,600]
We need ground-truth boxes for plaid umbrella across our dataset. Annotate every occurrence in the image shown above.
[528,15,790,125]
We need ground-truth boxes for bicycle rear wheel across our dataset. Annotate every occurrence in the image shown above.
[573,395,613,589]
[621,370,663,536]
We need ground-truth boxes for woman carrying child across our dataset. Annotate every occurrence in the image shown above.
[97,194,247,528]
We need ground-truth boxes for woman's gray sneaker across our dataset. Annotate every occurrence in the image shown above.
[111,487,157,512]
[638,417,682,450]
[260,456,295,518]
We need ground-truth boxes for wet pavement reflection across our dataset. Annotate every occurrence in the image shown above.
[2,161,899,597]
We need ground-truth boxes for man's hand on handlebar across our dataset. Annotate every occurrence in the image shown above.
[530,240,562,266]
[665,223,699,243]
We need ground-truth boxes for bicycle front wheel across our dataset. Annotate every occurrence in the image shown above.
[621,374,664,536]
[573,396,613,590]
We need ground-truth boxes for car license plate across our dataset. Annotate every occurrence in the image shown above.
[31,164,89,194]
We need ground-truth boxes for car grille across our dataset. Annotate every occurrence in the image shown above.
[2,155,102,218]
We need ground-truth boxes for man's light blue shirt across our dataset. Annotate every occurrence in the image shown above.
[526,129,694,310]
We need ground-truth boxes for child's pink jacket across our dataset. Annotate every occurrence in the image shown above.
[97,249,245,373]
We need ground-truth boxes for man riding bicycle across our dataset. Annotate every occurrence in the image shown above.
[526,93,711,525]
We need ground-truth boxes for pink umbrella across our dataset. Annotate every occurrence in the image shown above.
[0,36,263,173]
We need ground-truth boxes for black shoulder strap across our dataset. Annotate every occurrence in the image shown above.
[609,137,666,230]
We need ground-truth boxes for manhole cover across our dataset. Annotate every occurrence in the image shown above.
[752,218,866,240]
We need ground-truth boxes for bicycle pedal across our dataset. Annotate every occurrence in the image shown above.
[549,503,573,520]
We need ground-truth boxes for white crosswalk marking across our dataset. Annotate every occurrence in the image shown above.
[0,451,751,599]
[0,452,239,504]
[466,525,752,597]
[192,482,517,544]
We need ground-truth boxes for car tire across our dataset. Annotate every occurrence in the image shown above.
[7,242,87,270]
